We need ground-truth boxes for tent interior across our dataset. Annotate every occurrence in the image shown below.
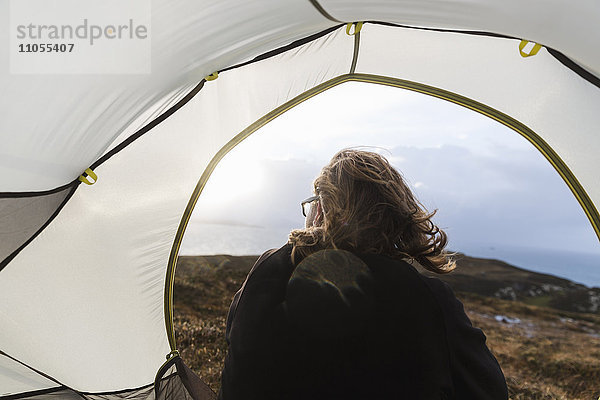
[1,0,599,398]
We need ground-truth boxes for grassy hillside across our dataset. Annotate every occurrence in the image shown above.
[173,253,600,399]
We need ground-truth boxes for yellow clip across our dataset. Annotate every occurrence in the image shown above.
[166,350,180,360]
[205,72,218,81]
[78,168,97,185]
[519,40,542,58]
[346,22,363,36]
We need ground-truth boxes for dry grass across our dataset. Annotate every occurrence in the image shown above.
[173,255,600,398]
[459,292,600,399]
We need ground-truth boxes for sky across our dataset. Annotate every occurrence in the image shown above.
[179,81,600,282]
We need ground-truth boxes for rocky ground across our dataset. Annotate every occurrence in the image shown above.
[173,253,600,399]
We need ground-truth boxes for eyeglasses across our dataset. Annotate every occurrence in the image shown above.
[301,195,319,217]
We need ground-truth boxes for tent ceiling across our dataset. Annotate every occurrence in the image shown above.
[0,0,335,192]
[1,0,598,193]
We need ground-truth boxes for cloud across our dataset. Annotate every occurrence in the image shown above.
[387,144,597,252]
[191,157,321,231]
[182,81,599,256]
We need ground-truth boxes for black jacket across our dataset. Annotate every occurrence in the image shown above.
[218,244,508,400]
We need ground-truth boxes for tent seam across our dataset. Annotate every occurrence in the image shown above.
[546,47,600,89]
[90,81,206,171]
[1,81,206,198]
[307,0,344,23]
[0,181,75,198]
[0,350,84,399]
[368,20,517,39]
[0,387,66,400]
[0,183,78,272]
[219,25,343,75]
[368,21,600,86]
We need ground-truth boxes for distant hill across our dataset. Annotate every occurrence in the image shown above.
[176,252,600,315]
[419,253,600,315]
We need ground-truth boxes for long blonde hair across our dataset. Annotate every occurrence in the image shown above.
[288,149,456,274]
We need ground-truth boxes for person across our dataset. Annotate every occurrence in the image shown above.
[218,149,508,400]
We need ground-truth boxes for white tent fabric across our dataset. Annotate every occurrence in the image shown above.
[322,0,600,76]
[0,355,59,396]
[0,0,333,192]
[1,0,599,397]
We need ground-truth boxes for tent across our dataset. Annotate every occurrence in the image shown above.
[1,0,599,398]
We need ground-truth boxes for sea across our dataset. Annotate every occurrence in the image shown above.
[454,243,600,289]
[180,223,600,288]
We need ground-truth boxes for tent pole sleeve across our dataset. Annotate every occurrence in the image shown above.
[350,26,361,74]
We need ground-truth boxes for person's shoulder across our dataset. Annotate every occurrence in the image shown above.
[246,243,293,279]
[414,269,457,298]
[357,252,460,310]
[404,266,466,314]
[357,252,435,289]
